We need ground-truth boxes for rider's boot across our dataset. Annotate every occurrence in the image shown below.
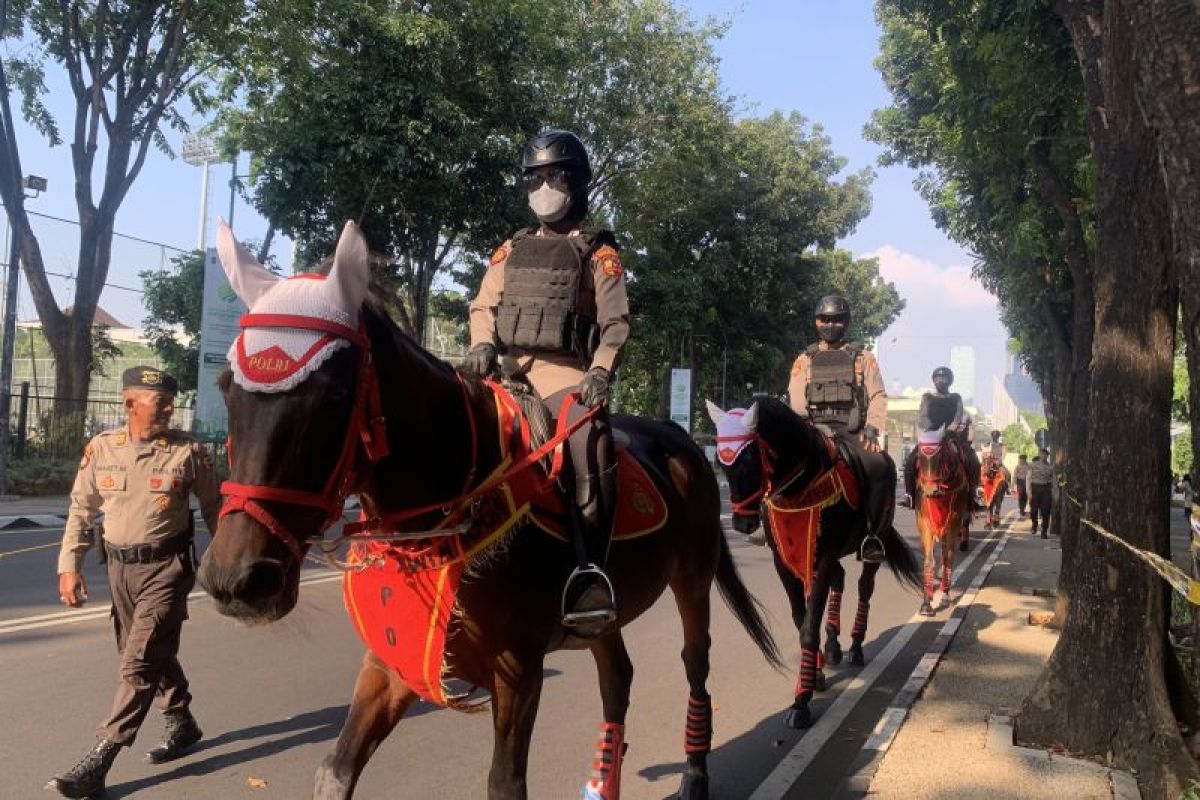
[900,448,917,509]
[859,453,894,565]
[45,739,121,799]
[563,466,618,637]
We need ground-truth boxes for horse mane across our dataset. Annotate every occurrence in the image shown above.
[362,288,459,380]
[755,396,819,453]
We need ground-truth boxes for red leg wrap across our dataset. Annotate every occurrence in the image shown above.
[942,562,952,593]
[825,588,842,634]
[851,599,870,640]
[584,722,626,800]
[924,568,935,601]
[685,693,713,755]
[796,647,819,697]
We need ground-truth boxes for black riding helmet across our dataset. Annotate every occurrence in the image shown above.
[521,130,591,222]
[814,294,851,343]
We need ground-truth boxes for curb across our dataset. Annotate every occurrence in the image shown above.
[985,715,1141,800]
[835,519,1013,797]
[0,514,67,529]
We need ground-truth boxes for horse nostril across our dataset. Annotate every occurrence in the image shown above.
[234,560,287,603]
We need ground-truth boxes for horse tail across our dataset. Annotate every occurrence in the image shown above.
[715,532,785,670]
[881,524,922,593]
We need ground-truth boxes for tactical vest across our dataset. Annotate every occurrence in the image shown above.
[494,228,610,361]
[804,342,865,432]
[924,393,961,430]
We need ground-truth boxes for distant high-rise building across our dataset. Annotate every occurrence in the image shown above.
[949,345,976,404]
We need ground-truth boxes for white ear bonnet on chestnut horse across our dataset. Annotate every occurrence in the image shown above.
[215,218,370,393]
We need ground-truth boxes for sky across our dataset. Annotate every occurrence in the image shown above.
[5,0,1011,411]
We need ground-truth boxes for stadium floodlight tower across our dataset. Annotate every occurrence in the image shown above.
[182,134,219,251]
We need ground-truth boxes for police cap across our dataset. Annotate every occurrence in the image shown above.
[122,366,178,394]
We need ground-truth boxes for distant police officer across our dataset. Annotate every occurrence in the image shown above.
[1027,449,1055,538]
[902,366,983,510]
[464,130,629,635]
[1013,454,1031,517]
[48,367,220,799]
[788,294,891,562]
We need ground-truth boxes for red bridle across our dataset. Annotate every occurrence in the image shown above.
[718,431,821,519]
[218,313,391,561]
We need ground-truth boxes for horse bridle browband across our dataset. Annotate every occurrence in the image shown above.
[219,313,391,561]
[717,432,816,519]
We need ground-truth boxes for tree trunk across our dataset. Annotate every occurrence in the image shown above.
[1020,3,1198,794]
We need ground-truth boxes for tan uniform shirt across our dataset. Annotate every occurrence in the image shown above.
[787,341,888,435]
[57,427,221,574]
[468,229,631,397]
[1027,460,1055,488]
[1013,462,1030,483]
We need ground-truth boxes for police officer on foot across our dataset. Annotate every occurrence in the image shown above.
[788,295,891,563]
[463,130,629,637]
[1027,449,1055,538]
[47,367,220,799]
[902,366,983,511]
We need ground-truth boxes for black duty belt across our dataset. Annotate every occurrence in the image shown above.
[104,535,191,565]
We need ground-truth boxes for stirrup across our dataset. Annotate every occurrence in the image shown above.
[859,534,886,563]
[561,565,617,627]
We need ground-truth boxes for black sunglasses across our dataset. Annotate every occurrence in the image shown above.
[522,166,572,192]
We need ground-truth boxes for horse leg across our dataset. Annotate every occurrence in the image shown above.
[669,578,713,800]
[488,649,545,800]
[941,527,956,607]
[771,551,812,728]
[581,632,633,800]
[788,561,833,729]
[848,562,879,666]
[919,523,936,617]
[823,561,845,667]
[314,650,418,800]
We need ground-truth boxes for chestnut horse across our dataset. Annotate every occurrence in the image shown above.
[197,221,780,800]
[912,431,971,615]
[706,398,919,728]
[980,456,1009,528]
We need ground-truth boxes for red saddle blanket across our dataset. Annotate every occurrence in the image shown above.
[764,437,861,595]
[343,382,668,706]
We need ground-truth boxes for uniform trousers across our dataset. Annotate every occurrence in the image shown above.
[1029,485,1053,535]
[97,550,194,745]
[1016,481,1028,514]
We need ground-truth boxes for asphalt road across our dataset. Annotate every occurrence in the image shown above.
[0,495,1009,799]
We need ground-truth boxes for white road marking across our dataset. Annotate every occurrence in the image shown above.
[0,570,343,635]
[747,529,1000,800]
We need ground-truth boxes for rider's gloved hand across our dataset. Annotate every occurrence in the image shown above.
[578,367,611,408]
[861,424,882,453]
[461,343,498,377]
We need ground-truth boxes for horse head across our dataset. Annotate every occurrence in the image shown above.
[705,397,824,534]
[198,219,373,622]
[914,429,962,497]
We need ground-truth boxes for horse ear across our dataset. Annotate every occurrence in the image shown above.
[704,399,725,427]
[215,217,279,307]
[328,220,370,310]
[743,401,760,432]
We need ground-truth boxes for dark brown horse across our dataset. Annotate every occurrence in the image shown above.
[197,221,780,800]
[706,397,920,728]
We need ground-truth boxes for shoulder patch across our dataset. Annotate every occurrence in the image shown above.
[594,245,622,277]
[489,241,511,266]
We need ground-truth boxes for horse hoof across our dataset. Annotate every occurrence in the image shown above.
[823,639,843,667]
[849,646,865,666]
[918,601,935,617]
[677,772,710,800]
[784,705,813,729]
[814,670,827,692]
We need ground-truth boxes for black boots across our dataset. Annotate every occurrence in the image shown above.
[46,739,121,799]
[145,711,203,764]
[562,467,617,636]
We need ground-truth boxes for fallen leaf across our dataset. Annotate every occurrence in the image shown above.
[248,777,269,789]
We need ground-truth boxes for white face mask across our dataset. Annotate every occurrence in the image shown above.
[528,184,571,222]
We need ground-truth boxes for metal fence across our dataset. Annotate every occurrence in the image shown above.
[5,384,199,461]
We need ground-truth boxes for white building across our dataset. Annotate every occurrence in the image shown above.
[950,345,977,405]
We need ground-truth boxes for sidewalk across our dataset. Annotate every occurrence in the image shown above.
[863,515,1141,799]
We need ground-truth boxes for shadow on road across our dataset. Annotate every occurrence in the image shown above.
[106,705,352,797]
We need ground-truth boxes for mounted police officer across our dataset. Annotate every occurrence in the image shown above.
[463,130,628,636]
[902,366,983,510]
[48,367,220,799]
[788,294,891,563]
